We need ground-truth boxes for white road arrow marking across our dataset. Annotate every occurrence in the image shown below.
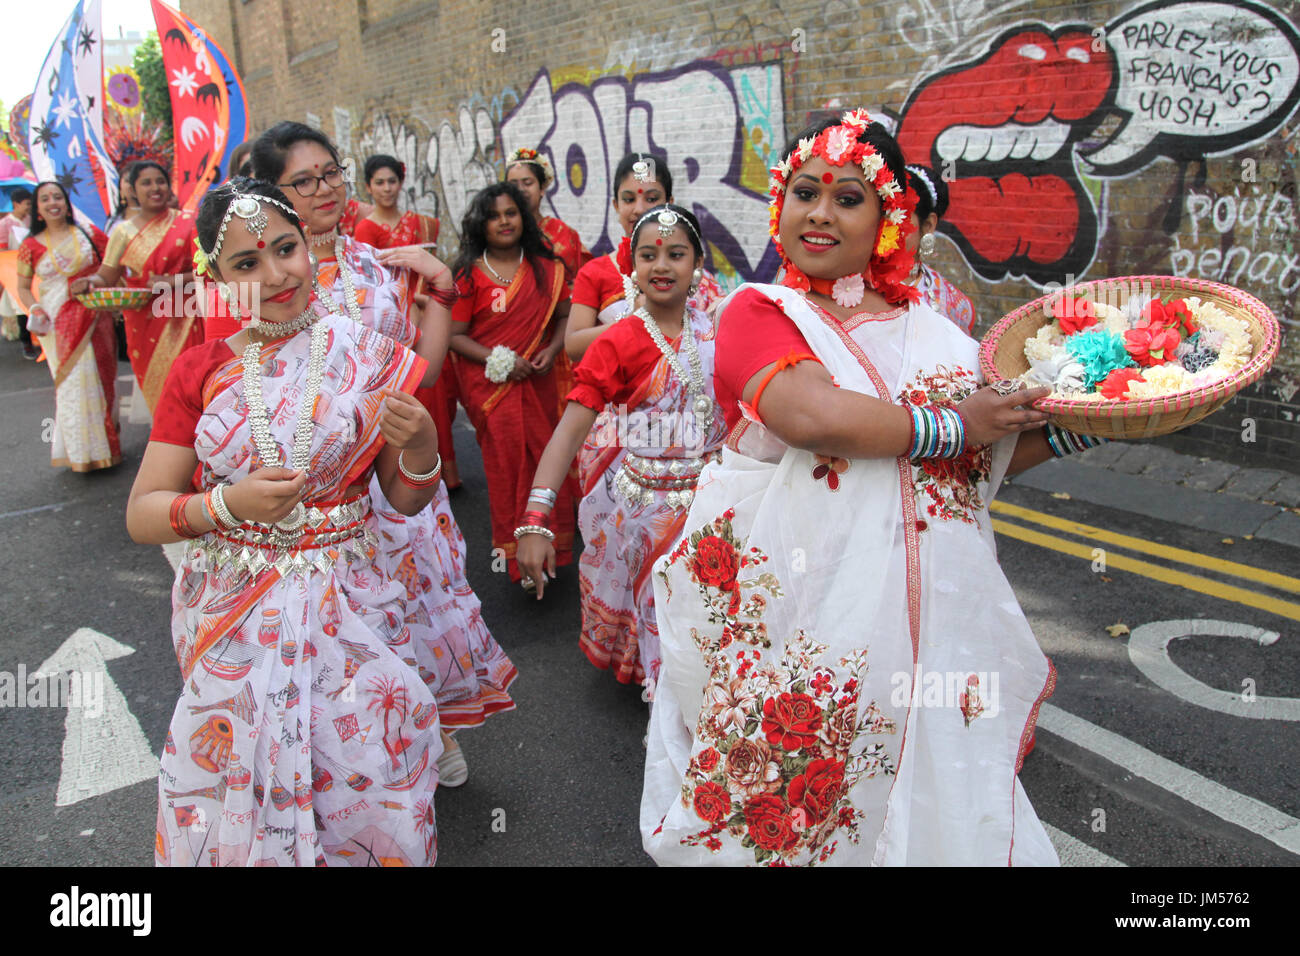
[1127,619,1299,721]
[38,628,157,807]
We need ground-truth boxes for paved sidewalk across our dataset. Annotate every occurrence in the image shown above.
[1008,441,1300,548]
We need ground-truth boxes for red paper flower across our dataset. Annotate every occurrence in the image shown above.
[1054,295,1099,335]
[1124,317,1182,367]
[615,235,633,276]
[1144,297,1197,337]
[1099,367,1144,400]
[762,693,824,751]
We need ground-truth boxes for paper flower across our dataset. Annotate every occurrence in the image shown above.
[1093,302,1130,335]
[1098,367,1145,400]
[1124,316,1183,367]
[1025,323,1066,363]
[1066,328,1137,388]
[1144,297,1196,337]
[1023,344,1075,388]
[1055,361,1088,394]
[1053,295,1099,335]
[831,273,865,308]
[1125,364,1195,399]
[875,222,901,256]
[192,241,211,277]
[484,345,518,384]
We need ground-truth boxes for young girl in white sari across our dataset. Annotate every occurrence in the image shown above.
[642,111,1102,866]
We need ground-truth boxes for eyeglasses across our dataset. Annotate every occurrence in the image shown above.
[280,165,345,197]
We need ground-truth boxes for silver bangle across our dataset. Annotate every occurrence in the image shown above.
[513,525,556,542]
[210,483,240,530]
[398,449,442,483]
[527,487,558,507]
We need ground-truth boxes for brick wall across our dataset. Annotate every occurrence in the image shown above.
[191,0,1300,472]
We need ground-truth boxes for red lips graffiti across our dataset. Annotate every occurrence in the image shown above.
[897,26,1116,283]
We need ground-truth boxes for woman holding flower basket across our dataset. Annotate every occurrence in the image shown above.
[641,112,1101,866]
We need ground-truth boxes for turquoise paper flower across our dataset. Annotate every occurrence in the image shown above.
[1065,328,1137,391]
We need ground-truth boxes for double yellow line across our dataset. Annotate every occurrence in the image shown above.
[990,500,1300,622]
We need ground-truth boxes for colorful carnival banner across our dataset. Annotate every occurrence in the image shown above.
[27,0,115,228]
[151,0,246,209]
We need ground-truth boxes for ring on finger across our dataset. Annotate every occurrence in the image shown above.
[990,378,1025,397]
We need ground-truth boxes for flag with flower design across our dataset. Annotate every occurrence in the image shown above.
[150,0,238,210]
[27,0,116,228]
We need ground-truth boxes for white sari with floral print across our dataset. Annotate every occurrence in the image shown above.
[642,283,1057,867]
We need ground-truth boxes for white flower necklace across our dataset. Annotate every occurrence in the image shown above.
[635,306,713,433]
[480,247,523,284]
[332,234,364,326]
[242,314,328,533]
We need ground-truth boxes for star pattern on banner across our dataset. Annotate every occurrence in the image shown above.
[53,92,79,129]
[56,165,83,193]
[170,66,198,98]
[32,122,59,149]
[77,24,96,57]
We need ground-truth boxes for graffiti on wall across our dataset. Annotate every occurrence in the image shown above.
[352,56,788,285]
[896,0,1300,288]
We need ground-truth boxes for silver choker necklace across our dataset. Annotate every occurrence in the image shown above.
[310,227,339,247]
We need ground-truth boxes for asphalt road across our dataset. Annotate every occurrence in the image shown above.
[1,340,1296,867]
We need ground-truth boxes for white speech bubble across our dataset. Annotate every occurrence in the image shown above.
[1084,0,1300,173]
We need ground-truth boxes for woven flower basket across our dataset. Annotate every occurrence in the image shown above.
[76,286,153,311]
[978,276,1280,439]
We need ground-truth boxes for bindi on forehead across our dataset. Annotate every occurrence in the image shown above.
[822,172,834,183]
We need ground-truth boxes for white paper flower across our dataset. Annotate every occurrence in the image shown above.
[860,152,885,180]
[484,345,518,384]
[877,178,901,199]
[826,126,854,163]
[797,137,815,161]
[1055,361,1088,393]
[831,273,866,308]
[886,207,907,225]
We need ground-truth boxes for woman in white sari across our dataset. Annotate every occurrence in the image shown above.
[642,111,1101,866]
[15,182,120,471]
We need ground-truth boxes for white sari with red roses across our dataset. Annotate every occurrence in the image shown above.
[642,283,1058,867]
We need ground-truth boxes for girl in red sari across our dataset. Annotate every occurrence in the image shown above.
[74,161,203,413]
[450,182,577,584]
[354,154,441,248]
[355,153,460,490]
[504,147,590,287]
[517,205,726,688]
[15,182,119,472]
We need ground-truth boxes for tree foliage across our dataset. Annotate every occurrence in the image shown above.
[132,33,172,142]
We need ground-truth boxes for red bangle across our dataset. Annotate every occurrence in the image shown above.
[169,493,201,539]
[520,509,550,527]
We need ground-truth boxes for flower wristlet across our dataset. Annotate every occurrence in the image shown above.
[1043,423,1108,458]
[485,345,518,384]
[906,404,966,460]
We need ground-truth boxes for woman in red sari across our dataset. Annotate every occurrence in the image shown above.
[354,153,461,489]
[74,161,203,413]
[15,182,119,471]
[504,147,590,287]
[450,182,577,584]
[354,154,441,248]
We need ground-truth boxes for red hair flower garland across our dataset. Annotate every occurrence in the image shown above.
[768,109,919,305]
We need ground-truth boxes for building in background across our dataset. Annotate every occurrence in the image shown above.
[187,0,1300,472]
[104,29,146,72]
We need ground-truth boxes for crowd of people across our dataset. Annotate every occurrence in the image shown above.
[10,108,1107,866]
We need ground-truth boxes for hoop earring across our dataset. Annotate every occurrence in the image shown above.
[308,252,319,270]
[919,232,936,257]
